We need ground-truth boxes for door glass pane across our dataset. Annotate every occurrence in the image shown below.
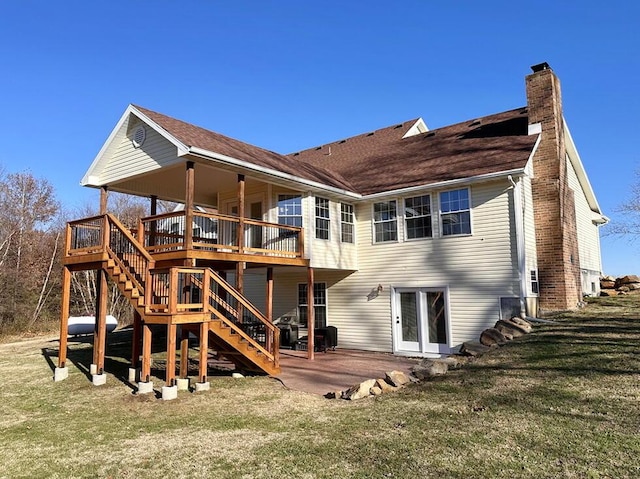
[399,292,418,342]
[426,291,447,344]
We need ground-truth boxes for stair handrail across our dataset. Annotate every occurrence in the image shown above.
[203,268,280,366]
[104,214,155,294]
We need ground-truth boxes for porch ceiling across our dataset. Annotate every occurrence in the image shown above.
[102,162,265,208]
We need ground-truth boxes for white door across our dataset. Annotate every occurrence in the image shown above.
[393,288,450,355]
[223,195,264,249]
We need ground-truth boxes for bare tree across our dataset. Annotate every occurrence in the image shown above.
[605,170,640,242]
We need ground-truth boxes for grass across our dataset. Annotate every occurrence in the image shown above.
[2,295,640,478]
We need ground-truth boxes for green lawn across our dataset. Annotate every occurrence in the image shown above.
[1,296,640,478]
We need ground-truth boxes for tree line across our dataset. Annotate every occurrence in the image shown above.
[0,168,158,335]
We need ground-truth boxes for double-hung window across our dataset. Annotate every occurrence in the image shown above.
[298,283,327,328]
[373,200,398,242]
[315,197,330,240]
[340,203,354,243]
[405,195,432,239]
[277,194,302,227]
[440,188,471,236]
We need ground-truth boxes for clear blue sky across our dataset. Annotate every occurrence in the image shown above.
[0,1,638,276]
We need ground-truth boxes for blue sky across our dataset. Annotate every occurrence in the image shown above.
[0,1,638,276]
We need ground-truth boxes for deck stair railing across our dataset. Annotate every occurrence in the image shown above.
[147,266,279,371]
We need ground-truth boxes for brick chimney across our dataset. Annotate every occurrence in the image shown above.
[526,63,582,312]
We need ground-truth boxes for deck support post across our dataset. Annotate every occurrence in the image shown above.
[166,323,177,386]
[237,174,245,254]
[307,266,315,360]
[92,269,108,381]
[131,311,142,369]
[179,328,189,379]
[185,161,195,251]
[148,195,158,247]
[99,186,108,215]
[55,266,71,380]
[197,321,209,390]
[138,324,153,393]
[266,267,274,350]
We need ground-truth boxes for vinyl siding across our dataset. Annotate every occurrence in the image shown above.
[100,118,180,184]
[567,155,602,274]
[242,180,520,353]
[522,173,539,295]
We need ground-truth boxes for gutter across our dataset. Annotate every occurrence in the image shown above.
[508,174,527,317]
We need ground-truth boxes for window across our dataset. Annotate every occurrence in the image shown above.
[340,203,354,243]
[440,188,471,236]
[277,194,302,227]
[373,200,398,242]
[315,197,330,240]
[405,195,432,239]
[531,270,539,294]
[298,283,327,328]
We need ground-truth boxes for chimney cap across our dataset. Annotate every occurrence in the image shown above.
[531,62,551,73]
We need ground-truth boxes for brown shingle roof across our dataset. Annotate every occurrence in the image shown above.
[134,105,537,197]
[133,105,356,192]
[290,107,538,195]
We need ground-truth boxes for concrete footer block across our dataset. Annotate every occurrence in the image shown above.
[137,381,154,395]
[89,364,98,375]
[128,368,139,383]
[92,373,107,386]
[54,367,68,382]
[176,378,190,391]
[195,381,210,392]
[162,385,178,401]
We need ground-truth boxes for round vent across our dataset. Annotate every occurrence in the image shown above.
[132,125,146,148]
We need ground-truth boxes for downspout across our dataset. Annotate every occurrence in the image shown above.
[508,175,527,318]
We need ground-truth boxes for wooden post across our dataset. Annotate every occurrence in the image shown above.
[99,186,109,215]
[266,267,274,351]
[141,324,152,382]
[185,162,195,251]
[237,174,245,254]
[179,328,189,379]
[148,195,157,247]
[307,267,315,360]
[131,311,142,369]
[150,195,158,215]
[58,266,71,368]
[236,262,244,323]
[166,323,177,386]
[94,269,108,374]
[199,322,208,384]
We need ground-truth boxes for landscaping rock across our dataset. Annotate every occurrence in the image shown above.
[343,379,376,400]
[600,280,615,289]
[601,275,615,282]
[460,341,491,357]
[375,378,397,393]
[600,289,618,297]
[494,319,527,337]
[370,386,383,396]
[509,317,533,333]
[324,390,343,399]
[439,355,468,369]
[411,360,448,380]
[627,283,640,291]
[385,370,411,388]
[231,372,245,379]
[615,275,640,288]
[480,328,508,346]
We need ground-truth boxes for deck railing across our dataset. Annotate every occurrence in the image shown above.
[139,210,303,259]
[147,267,279,368]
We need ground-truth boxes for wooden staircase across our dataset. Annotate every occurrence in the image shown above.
[66,213,280,377]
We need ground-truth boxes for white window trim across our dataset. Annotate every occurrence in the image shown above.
[438,187,473,237]
[315,196,330,240]
[372,199,400,244]
[403,193,435,242]
[340,203,355,244]
[297,282,328,328]
[277,193,303,227]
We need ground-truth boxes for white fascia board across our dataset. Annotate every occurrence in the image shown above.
[563,120,603,215]
[81,104,189,187]
[361,168,527,201]
[186,146,361,200]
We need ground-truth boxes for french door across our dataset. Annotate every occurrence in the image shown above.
[393,288,450,355]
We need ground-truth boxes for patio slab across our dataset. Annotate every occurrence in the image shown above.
[275,349,421,396]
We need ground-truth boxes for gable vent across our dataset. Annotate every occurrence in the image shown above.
[132,125,146,148]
